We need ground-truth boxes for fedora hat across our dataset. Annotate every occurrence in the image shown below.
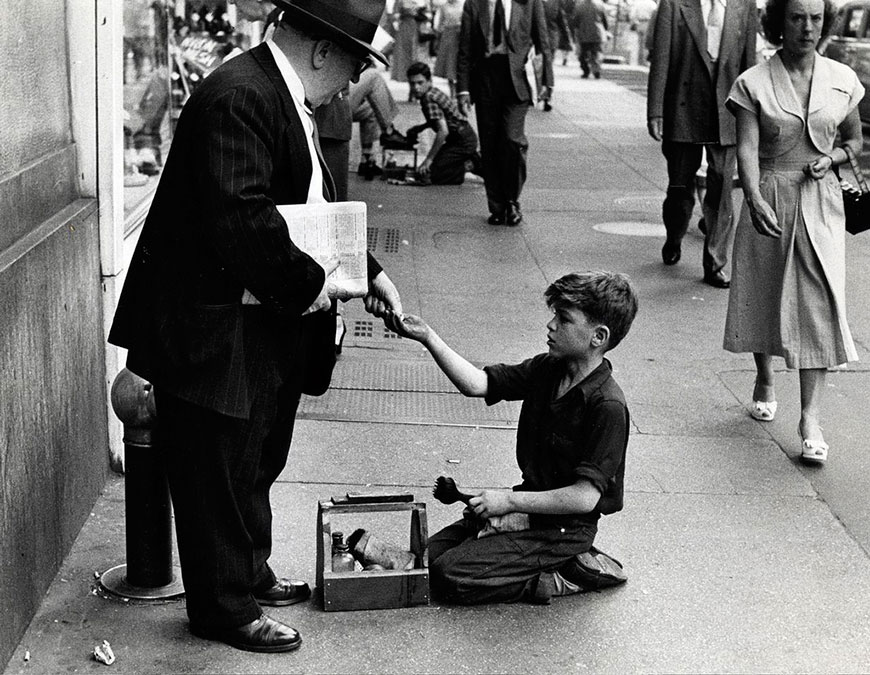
[273,0,389,65]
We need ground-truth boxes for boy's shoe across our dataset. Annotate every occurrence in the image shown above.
[380,129,413,149]
[558,547,628,591]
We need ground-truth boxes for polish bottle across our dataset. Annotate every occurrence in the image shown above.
[331,531,355,572]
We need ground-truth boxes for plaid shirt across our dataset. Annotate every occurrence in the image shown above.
[419,86,468,133]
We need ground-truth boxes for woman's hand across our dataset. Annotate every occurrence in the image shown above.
[746,193,781,238]
[804,154,834,180]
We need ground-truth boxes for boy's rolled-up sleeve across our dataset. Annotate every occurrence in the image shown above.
[573,399,629,498]
[483,354,548,405]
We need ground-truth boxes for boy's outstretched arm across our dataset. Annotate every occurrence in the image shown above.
[469,481,602,519]
[395,313,488,397]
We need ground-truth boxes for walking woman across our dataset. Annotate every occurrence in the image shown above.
[724,0,862,464]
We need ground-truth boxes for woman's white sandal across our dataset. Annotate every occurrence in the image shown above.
[750,400,777,421]
[799,426,828,465]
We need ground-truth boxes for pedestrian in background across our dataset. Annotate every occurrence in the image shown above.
[433,0,464,97]
[571,0,609,79]
[109,0,403,654]
[724,0,861,465]
[406,61,482,184]
[349,68,412,176]
[629,0,657,63]
[392,0,431,84]
[647,0,757,288]
[457,0,553,226]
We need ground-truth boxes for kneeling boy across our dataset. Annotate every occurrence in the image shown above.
[394,271,638,604]
[406,61,481,185]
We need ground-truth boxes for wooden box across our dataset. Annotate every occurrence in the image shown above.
[316,494,429,612]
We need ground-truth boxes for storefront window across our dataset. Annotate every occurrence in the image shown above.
[122,1,271,222]
[123,0,174,218]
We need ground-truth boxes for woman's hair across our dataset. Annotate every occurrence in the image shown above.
[761,0,837,46]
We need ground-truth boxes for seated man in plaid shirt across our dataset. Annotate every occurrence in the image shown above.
[406,61,482,185]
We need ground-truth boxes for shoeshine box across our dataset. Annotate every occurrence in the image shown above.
[316,493,430,612]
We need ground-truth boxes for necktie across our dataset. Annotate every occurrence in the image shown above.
[493,0,505,47]
[706,0,724,60]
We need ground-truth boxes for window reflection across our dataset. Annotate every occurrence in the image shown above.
[123,1,272,217]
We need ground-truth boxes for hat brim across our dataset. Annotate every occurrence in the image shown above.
[277,2,389,66]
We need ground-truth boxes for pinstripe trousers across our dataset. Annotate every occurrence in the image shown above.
[155,309,305,629]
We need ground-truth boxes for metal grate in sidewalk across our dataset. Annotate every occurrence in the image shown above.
[299,388,519,427]
[367,227,403,255]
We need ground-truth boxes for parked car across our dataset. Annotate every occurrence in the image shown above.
[819,0,870,125]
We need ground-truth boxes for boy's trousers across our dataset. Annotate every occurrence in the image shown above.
[428,517,597,604]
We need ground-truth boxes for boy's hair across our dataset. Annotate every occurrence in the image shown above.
[545,271,638,351]
[406,61,432,80]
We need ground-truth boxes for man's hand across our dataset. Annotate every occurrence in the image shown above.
[418,158,433,178]
[468,490,513,519]
[302,258,341,315]
[647,116,663,142]
[457,93,471,115]
[364,271,404,331]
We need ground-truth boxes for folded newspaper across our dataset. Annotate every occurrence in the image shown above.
[242,201,368,305]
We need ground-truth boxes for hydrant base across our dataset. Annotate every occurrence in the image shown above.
[100,564,185,600]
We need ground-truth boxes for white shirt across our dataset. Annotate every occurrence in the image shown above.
[266,39,326,204]
[243,41,328,305]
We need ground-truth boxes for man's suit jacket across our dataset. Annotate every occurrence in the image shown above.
[457,0,554,103]
[571,0,608,44]
[647,0,756,145]
[109,44,378,418]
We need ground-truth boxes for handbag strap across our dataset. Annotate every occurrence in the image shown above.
[842,145,869,195]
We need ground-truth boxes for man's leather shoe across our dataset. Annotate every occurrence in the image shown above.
[703,270,731,289]
[506,204,523,226]
[380,129,412,149]
[661,240,681,265]
[487,212,506,225]
[190,615,302,653]
[254,578,311,606]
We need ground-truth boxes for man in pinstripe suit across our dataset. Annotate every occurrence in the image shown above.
[109,0,401,653]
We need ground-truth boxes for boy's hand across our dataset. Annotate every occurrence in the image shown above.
[469,490,513,518]
[392,313,431,343]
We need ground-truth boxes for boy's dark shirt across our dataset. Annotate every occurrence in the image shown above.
[418,85,469,134]
[483,355,629,528]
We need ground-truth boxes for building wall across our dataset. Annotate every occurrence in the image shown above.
[0,0,108,665]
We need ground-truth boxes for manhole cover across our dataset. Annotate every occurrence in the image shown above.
[593,221,666,237]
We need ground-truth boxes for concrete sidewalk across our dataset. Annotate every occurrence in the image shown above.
[6,63,870,674]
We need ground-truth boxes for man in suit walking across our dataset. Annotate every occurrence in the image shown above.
[109,0,402,653]
[457,0,553,226]
[647,0,756,287]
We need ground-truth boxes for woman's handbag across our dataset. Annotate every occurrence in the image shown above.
[840,145,870,235]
